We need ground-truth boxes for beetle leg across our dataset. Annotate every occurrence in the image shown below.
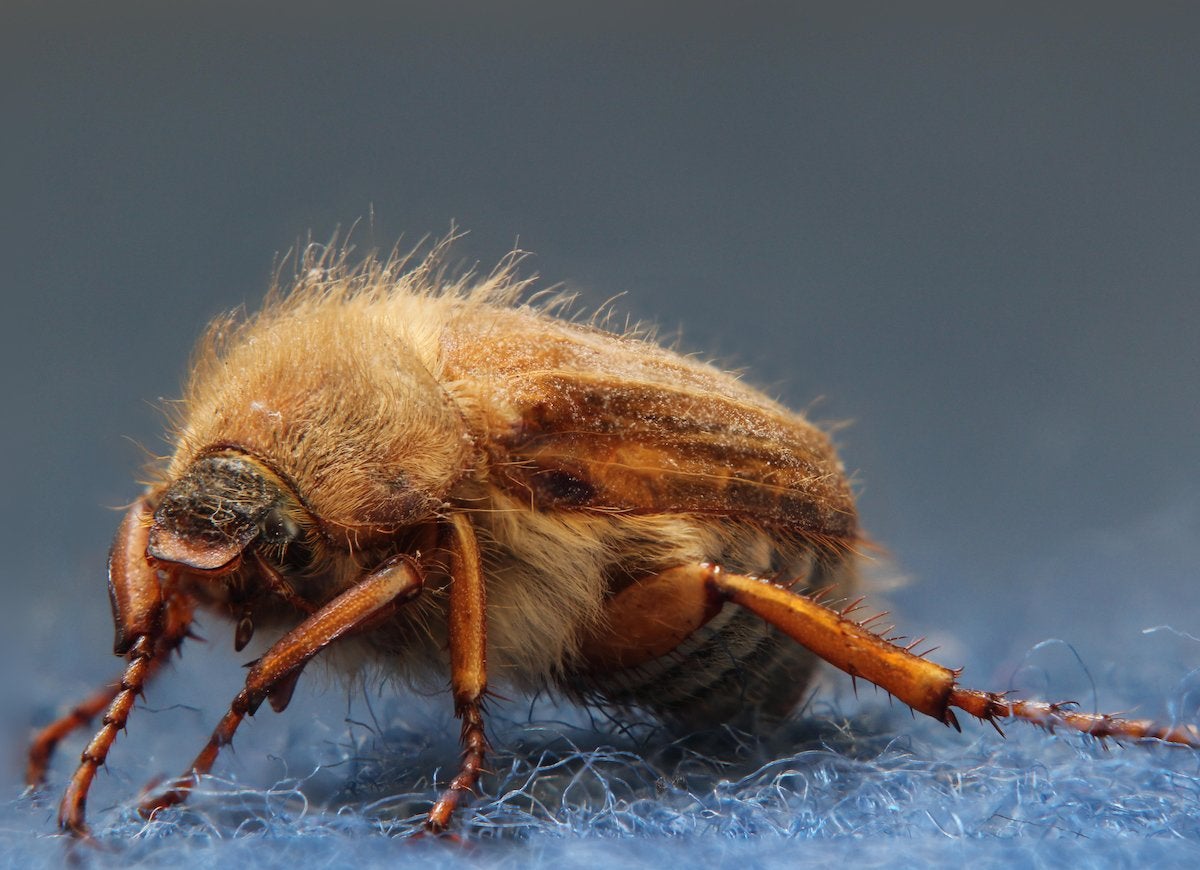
[714,563,1200,745]
[589,562,1200,748]
[140,552,425,819]
[28,596,193,790]
[106,498,167,656]
[52,499,196,836]
[579,564,728,671]
[27,680,122,789]
[425,514,489,834]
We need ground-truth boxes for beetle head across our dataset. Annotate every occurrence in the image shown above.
[148,451,307,573]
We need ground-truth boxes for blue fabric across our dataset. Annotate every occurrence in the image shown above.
[10,654,1200,869]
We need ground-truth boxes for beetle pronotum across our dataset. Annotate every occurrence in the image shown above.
[28,241,1200,836]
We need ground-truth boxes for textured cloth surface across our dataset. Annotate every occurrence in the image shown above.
[9,634,1200,869]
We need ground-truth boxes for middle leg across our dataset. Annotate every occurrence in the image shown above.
[425,513,489,833]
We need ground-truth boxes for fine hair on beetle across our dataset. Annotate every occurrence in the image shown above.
[28,234,1200,837]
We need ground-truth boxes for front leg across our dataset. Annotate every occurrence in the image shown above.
[140,552,425,818]
[52,498,191,836]
[29,596,193,789]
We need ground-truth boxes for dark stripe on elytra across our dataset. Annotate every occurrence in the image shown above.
[531,468,597,506]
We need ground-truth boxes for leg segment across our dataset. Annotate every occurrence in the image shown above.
[49,499,195,836]
[579,564,726,671]
[58,640,152,835]
[27,596,193,789]
[28,682,120,789]
[53,593,195,835]
[139,553,425,818]
[425,514,489,834]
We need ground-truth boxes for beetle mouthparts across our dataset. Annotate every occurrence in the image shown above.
[147,522,254,571]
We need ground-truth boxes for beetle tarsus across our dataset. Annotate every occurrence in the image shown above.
[57,635,156,834]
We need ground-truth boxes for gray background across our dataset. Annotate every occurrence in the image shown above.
[3,2,1200,866]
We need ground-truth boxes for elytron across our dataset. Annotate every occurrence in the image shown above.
[28,240,1200,836]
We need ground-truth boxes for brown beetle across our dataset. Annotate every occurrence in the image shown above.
[27,242,1200,836]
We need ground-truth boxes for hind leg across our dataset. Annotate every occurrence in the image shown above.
[581,561,1200,746]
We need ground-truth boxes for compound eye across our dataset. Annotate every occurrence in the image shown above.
[259,506,301,545]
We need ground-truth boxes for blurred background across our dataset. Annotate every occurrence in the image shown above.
[3,2,1199,865]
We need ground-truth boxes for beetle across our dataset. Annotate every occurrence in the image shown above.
[27,241,1200,836]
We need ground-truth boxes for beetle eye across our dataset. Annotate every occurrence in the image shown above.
[259,506,301,545]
